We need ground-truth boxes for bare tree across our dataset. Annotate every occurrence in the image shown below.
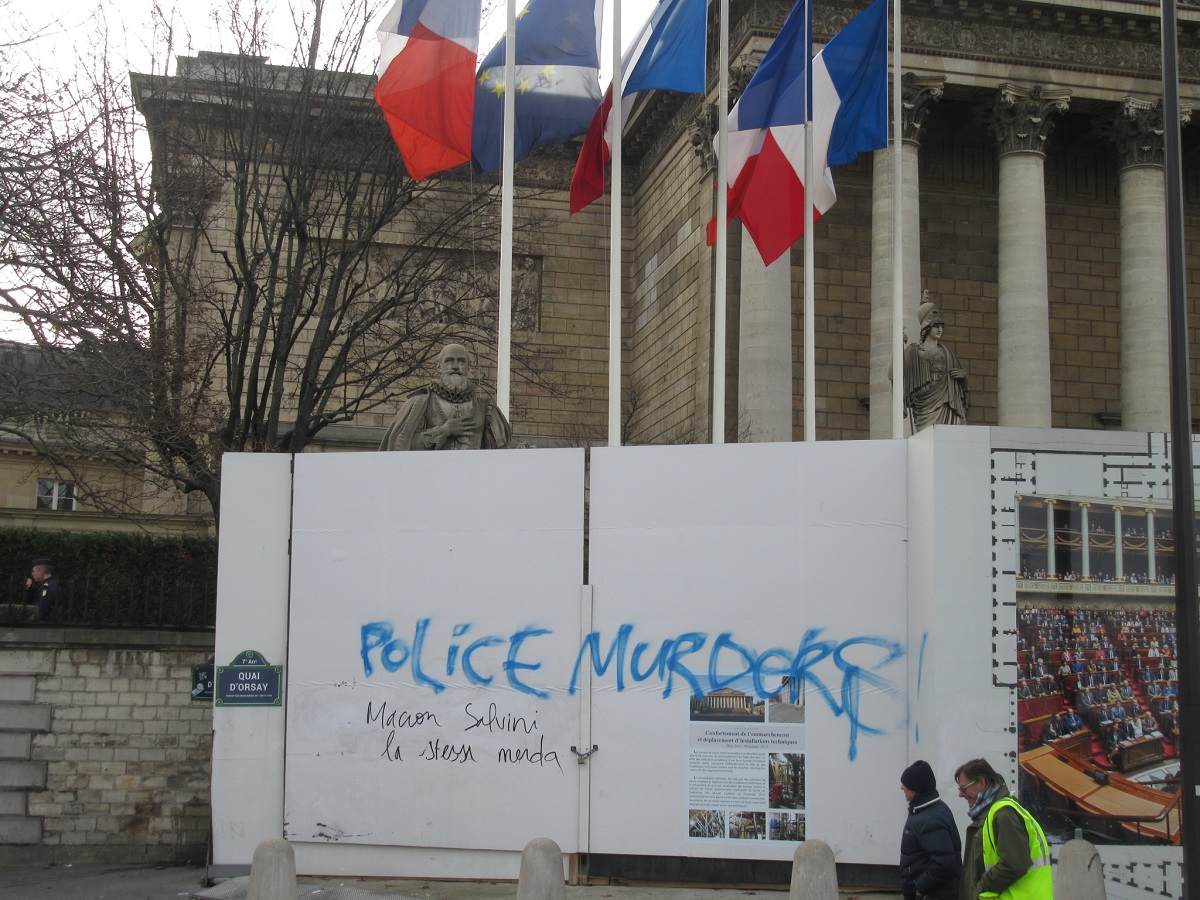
[0,0,550,523]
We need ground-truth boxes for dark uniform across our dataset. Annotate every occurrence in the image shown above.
[26,559,66,622]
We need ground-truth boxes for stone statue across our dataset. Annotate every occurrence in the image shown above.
[379,343,512,451]
[903,295,968,431]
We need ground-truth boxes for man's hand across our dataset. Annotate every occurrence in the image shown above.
[445,416,480,439]
[423,416,481,447]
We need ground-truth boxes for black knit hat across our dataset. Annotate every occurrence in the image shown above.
[901,759,937,794]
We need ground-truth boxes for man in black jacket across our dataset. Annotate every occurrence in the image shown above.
[25,558,65,622]
[899,760,962,900]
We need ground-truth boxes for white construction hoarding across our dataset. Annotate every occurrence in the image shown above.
[211,427,1183,895]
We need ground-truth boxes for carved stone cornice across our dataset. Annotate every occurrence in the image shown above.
[729,55,764,106]
[687,103,718,174]
[1108,97,1193,169]
[620,86,715,189]
[902,73,945,143]
[901,0,1200,82]
[496,142,583,188]
[989,84,1071,156]
[729,0,793,64]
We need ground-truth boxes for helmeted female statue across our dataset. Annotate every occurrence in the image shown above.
[903,295,968,431]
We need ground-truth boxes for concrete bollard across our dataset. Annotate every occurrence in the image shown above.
[790,839,838,900]
[1056,838,1107,900]
[247,836,298,900]
[516,838,565,900]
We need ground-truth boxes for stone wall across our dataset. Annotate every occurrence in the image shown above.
[508,174,616,444]
[0,627,214,866]
[629,120,716,445]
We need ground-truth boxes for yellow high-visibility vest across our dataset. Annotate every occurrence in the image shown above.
[980,798,1053,900]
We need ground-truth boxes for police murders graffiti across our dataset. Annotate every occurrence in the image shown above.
[358,618,903,760]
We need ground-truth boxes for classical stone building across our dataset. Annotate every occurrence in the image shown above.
[0,342,210,535]
[131,0,1200,464]
[625,0,1200,444]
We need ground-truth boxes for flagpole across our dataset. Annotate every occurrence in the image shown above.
[803,143,814,441]
[803,1,814,442]
[608,0,623,446]
[890,0,903,439]
[713,0,729,444]
[1160,0,1200,886]
[496,0,518,417]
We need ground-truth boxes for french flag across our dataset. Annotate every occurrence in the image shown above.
[712,0,888,264]
[374,0,482,181]
[569,0,707,214]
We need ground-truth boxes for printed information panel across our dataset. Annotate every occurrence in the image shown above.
[686,682,807,844]
[214,428,1189,888]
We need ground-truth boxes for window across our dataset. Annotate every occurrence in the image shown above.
[36,479,76,511]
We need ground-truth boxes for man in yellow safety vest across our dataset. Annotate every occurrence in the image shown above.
[954,758,1053,900]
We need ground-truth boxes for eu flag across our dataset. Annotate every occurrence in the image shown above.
[472,0,603,174]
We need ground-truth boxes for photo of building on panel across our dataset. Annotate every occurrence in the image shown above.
[689,686,766,722]
[1013,492,1181,847]
[767,675,805,723]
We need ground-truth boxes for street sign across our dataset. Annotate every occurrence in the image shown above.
[216,650,283,707]
[191,663,214,701]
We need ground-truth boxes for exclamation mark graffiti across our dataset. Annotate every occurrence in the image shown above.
[915,632,928,743]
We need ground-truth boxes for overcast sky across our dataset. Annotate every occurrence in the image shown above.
[12,0,657,84]
[0,0,658,341]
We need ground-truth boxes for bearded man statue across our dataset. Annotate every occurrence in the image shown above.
[379,343,512,451]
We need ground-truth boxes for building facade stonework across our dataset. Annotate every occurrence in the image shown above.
[571,0,1200,443]
[130,0,1200,455]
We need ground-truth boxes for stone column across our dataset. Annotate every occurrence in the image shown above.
[1111,98,1190,432]
[870,74,944,438]
[738,242,793,442]
[1045,500,1057,579]
[989,84,1070,427]
[1080,503,1091,580]
[1114,506,1125,581]
[1146,508,1157,582]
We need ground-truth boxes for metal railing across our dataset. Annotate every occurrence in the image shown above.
[1,574,216,630]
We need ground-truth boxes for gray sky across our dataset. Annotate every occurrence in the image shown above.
[1,0,658,340]
[14,0,656,83]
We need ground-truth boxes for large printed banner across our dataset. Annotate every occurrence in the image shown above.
[990,436,1184,855]
[215,429,1186,890]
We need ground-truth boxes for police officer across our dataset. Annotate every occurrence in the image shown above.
[25,558,65,622]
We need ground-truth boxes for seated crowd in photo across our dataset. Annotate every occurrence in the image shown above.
[1016,607,1178,769]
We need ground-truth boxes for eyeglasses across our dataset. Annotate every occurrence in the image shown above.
[956,779,979,795]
